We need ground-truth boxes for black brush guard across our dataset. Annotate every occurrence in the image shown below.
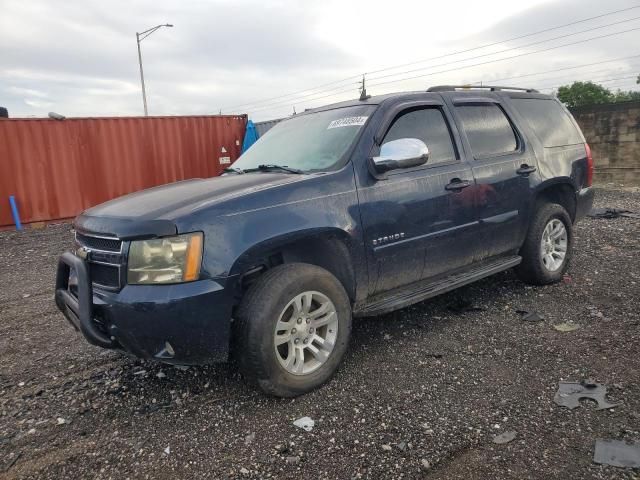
[55,251,115,348]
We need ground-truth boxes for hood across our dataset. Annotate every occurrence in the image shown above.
[75,173,307,239]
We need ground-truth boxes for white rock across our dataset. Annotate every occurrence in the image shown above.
[293,416,315,431]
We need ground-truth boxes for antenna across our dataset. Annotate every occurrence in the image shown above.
[359,74,370,101]
[292,105,297,115]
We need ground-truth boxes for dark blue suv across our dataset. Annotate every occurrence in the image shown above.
[56,86,594,396]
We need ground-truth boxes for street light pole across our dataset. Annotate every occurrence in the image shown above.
[135,24,173,116]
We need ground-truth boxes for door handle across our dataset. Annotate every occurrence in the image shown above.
[516,164,537,175]
[445,178,471,191]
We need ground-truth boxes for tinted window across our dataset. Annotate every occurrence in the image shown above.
[455,104,518,158]
[383,108,456,165]
[510,98,583,147]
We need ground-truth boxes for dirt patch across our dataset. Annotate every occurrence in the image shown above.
[1,188,639,479]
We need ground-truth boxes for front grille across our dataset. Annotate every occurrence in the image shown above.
[90,264,121,288]
[76,232,122,252]
[74,231,124,290]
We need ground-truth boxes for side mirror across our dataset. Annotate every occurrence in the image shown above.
[371,138,429,173]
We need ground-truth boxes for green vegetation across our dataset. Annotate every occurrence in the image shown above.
[556,80,640,108]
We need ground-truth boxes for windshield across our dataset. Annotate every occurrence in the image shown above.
[233,105,375,173]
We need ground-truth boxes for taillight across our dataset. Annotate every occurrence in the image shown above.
[585,143,594,187]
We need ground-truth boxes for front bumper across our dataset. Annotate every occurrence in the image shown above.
[575,187,595,222]
[55,252,235,364]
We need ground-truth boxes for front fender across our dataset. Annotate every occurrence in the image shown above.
[173,167,367,299]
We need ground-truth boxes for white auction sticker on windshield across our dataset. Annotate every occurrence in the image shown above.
[327,116,368,129]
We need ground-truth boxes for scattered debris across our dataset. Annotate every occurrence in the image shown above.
[156,371,166,379]
[383,333,391,340]
[554,381,621,410]
[173,365,189,371]
[56,417,67,425]
[447,298,485,314]
[240,467,250,474]
[593,439,640,468]
[553,322,580,332]
[275,442,290,454]
[421,459,431,470]
[245,432,255,445]
[516,310,545,322]
[382,444,392,451]
[286,456,300,465]
[133,370,147,376]
[293,416,314,432]
[396,441,407,451]
[163,446,171,455]
[493,431,517,444]
[588,208,640,219]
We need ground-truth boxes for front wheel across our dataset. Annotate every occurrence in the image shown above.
[235,263,352,397]
[516,203,573,285]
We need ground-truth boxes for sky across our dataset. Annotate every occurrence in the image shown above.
[1,0,639,121]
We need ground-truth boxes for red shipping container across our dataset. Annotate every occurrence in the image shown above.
[0,115,246,227]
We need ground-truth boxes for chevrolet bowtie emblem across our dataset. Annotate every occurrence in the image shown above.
[76,246,91,260]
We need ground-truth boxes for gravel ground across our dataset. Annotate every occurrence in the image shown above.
[1,187,639,479]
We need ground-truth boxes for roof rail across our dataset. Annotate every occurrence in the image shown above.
[427,85,539,93]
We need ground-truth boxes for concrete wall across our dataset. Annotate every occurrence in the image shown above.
[570,101,640,186]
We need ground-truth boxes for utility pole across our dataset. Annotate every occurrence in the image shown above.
[136,24,173,116]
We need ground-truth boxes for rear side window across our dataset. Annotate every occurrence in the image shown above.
[510,98,583,147]
[383,108,457,165]
[455,104,518,158]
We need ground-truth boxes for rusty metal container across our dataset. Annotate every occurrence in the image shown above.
[0,115,246,227]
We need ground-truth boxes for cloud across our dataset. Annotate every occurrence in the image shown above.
[0,0,638,120]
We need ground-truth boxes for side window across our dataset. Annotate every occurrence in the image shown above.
[455,104,518,158]
[382,108,457,165]
[510,98,583,147]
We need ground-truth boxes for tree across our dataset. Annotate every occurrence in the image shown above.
[612,89,640,102]
[556,81,612,108]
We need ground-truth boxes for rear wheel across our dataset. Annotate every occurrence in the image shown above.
[516,203,573,285]
[235,263,352,397]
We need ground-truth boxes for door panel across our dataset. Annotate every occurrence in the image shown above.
[447,98,536,260]
[357,104,479,296]
[359,163,477,294]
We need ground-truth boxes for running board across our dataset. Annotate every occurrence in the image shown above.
[354,255,522,317]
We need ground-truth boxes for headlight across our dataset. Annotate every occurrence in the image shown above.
[127,233,203,285]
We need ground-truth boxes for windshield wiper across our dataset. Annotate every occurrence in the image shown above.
[223,167,245,174]
[250,164,303,174]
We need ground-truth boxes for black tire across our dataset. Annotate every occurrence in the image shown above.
[516,202,573,285]
[234,263,352,397]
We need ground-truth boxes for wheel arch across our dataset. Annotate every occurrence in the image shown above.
[533,178,577,221]
[228,228,358,304]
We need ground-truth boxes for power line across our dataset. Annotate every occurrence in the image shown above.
[251,50,640,118]
[246,84,357,114]
[366,15,640,83]
[221,75,362,112]
[222,5,640,112]
[239,81,359,113]
[366,26,640,89]
[364,4,640,77]
[473,54,640,84]
[246,21,640,115]
[530,69,640,88]
[537,75,640,90]
[247,28,640,116]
